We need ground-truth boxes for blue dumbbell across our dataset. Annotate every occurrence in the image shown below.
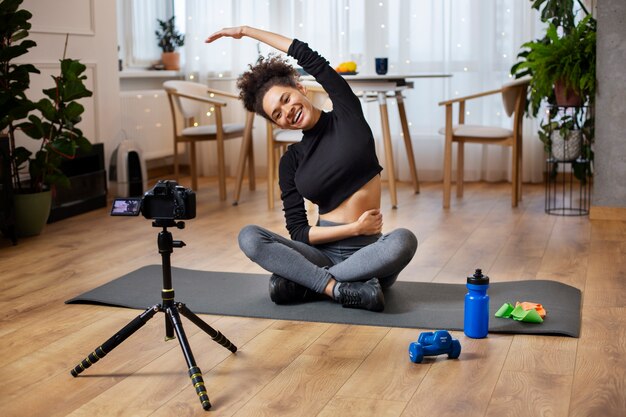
[408,330,461,363]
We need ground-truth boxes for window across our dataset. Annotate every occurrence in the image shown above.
[117,0,176,68]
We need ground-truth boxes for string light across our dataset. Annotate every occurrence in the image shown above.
[156,123,162,128]
[381,24,385,29]
[463,67,468,71]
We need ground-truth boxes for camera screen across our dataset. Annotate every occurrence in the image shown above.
[111,198,142,216]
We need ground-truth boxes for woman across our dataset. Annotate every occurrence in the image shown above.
[206,26,417,312]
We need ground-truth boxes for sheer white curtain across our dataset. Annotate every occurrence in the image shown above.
[179,0,545,183]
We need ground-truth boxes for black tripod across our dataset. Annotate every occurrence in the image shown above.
[70,219,237,411]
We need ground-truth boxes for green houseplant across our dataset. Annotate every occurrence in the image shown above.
[155,16,185,70]
[511,0,596,182]
[511,15,596,115]
[0,0,92,236]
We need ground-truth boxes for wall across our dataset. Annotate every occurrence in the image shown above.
[16,0,121,174]
[593,0,626,210]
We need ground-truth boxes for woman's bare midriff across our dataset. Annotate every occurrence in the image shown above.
[319,175,381,224]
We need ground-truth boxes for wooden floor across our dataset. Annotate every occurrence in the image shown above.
[0,178,624,417]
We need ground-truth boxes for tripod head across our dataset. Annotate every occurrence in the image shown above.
[153,219,186,254]
[152,219,185,230]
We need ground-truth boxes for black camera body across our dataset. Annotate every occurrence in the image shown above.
[111,180,196,220]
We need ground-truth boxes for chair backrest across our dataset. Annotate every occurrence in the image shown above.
[163,80,210,120]
[501,76,531,117]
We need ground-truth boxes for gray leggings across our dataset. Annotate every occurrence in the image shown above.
[238,220,418,293]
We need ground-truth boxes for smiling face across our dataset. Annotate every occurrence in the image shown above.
[262,84,321,130]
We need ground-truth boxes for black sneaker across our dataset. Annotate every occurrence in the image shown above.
[269,274,323,304]
[336,278,385,312]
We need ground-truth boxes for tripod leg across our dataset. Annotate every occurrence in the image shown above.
[176,302,238,353]
[70,305,160,377]
[166,307,211,411]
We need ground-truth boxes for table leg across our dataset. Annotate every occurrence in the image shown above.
[378,92,398,209]
[396,91,420,193]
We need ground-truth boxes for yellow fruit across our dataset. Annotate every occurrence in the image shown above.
[335,61,357,73]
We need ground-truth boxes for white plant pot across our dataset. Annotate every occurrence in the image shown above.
[551,129,582,161]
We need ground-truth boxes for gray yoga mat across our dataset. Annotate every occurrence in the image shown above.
[66,265,582,337]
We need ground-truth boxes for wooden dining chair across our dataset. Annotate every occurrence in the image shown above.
[163,80,254,200]
[438,77,530,208]
[266,85,332,209]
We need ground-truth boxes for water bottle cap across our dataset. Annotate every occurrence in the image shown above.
[467,268,489,285]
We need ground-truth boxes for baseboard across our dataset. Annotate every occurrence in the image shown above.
[589,206,626,221]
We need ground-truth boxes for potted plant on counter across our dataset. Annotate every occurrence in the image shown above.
[0,0,92,237]
[155,17,185,70]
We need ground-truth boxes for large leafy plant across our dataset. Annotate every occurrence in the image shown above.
[511,0,595,182]
[0,0,92,193]
[511,15,596,116]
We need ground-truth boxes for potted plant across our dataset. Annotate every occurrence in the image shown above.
[511,0,596,183]
[155,17,185,70]
[0,0,92,237]
[511,15,596,114]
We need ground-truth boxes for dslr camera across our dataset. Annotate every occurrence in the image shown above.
[111,180,196,220]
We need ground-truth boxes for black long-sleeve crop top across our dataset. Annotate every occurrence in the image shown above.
[279,39,382,244]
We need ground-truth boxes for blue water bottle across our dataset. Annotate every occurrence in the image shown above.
[464,269,489,338]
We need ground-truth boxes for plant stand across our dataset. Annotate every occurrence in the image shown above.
[544,106,591,216]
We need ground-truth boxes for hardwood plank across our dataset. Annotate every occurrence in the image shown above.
[317,396,407,417]
[569,307,626,417]
[500,335,577,376]
[336,328,432,402]
[485,371,573,417]
[151,320,331,417]
[400,334,512,417]
[228,324,388,417]
[66,316,274,417]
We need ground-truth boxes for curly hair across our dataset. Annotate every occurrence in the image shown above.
[237,54,300,120]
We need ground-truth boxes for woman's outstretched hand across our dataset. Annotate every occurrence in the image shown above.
[205,26,246,43]
[355,209,383,236]
[205,26,291,53]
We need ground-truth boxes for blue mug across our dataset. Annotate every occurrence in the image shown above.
[375,57,388,75]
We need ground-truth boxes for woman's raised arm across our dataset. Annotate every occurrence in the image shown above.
[205,26,292,54]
